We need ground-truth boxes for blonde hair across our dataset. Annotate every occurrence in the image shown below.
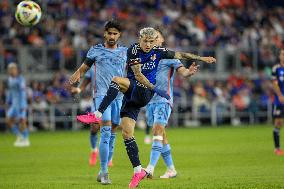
[139,27,158,39]
[8,62,17,69]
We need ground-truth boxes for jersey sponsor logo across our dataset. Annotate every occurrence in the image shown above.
[142,61,156,70]
[150,54,156,61]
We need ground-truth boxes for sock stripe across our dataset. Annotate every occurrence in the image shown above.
[161,150,171,157]
[110,82,120,90]
[152,146,163,152]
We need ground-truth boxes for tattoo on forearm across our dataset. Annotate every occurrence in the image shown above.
[131,64,154,89]
[174,52,201,61]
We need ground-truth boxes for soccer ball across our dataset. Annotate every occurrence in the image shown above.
[15,1,42,26]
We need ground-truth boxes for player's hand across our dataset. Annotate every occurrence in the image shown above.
[279,95,284,104]
[69,70,81,85]
[200,57,216,64]
[153,87,170,100]
[188,62,200,76]
[71,87,82,94]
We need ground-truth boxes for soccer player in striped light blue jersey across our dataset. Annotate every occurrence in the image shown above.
[72,20,127,184]
[6,63,29,147]
[145,28,200,178]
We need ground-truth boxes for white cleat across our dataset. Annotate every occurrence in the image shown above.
[14,137,30,147]
[160,169,177,179]
[145,165,154,179]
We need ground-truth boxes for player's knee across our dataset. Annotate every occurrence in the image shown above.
[274,119,283,128]
[122,127,133,139]
[153,124,164,136]
[90,123,100,133]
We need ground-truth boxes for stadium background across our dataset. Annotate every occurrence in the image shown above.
[1,0,284,130]
[1,1,284,189]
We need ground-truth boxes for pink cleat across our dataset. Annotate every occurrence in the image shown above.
[77,113,101,124]
[274,149,284,156]
[108,159,113,167]
[89,149,98,166]
[129,169,147,189]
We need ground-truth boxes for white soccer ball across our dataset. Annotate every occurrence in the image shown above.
[15,1,42,26]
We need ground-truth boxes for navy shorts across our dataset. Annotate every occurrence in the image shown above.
[273,104,284,119]
[120,80,154,121]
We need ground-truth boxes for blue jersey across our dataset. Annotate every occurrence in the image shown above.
[272,64,284,105]
[7,75,27,108]
[84,43,127,99]
[149,59,183,106]
[126,43,175,85]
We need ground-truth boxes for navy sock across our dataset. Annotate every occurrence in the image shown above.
[124,137,141,168]
[273,128,280,149]
[98,81,120,114]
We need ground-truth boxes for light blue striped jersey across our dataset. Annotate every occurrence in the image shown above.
[7,75,27,108]
[85,44,127,99]
[148,59,183,106]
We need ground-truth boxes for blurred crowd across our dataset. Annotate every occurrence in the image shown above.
[0,69,274,128]
[0,0,283,70]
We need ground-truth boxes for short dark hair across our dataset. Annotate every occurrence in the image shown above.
[104,20,122,32]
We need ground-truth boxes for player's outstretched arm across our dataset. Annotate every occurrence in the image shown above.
[69,63,90,85]
[177,62,200,78]
[131,64,155,89]
[174,52,216,64]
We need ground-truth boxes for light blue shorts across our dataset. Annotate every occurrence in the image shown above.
[92,96,122,125]
[146,103,172,127]
[7,106,27,120]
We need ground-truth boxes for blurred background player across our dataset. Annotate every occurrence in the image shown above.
[70,20,127,184]
[6,63,29,147]
[145,28,199,178]
[70,27,215,188]
[271,49,284,156]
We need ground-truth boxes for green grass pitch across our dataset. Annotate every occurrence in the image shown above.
[1,125,284,189]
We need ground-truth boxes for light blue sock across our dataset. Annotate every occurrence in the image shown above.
[90,131,98,150]
[149,140,163,167]
[22,128,29,139]
[11,124,20,136]
[108,132,116,162]
[99,126,111,174]
[161,144,174,168]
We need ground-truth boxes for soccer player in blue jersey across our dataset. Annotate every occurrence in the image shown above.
[6,63,29,147]
[70,27,216,188]
[145,28,200,178]
[71,20,127,184]
[271,49,284,156]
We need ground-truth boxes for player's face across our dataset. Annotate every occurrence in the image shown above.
[139,36,157,53]
[280,50,284,65]
[104,28,121,47]
[155,32,164,46]
[8,66,18,77]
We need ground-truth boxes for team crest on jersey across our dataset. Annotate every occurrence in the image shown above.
[151,54,156,61]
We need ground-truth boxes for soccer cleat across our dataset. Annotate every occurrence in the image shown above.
[97,172,102,182]
[14,137,30,147]
[274,149,284,156]
[108,159,113,167]
[76,113,101,124]
[145,165,154,179]
[129,169,147,188]
[101,173,111,185]
[144,135,152,145]
[160,169,177,179]
[89,149,98,166]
